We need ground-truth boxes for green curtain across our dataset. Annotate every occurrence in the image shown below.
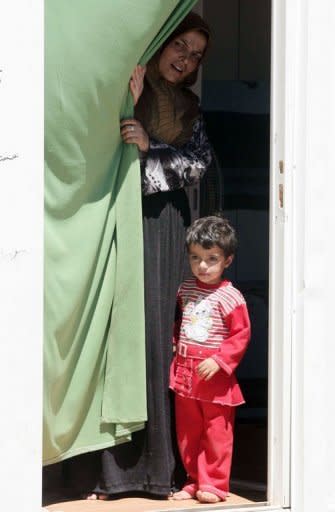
[44,0,196,465]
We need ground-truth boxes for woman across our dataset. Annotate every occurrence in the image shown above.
[68,11,212,500]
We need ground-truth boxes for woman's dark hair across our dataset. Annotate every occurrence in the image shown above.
[164,11,210,47]
[162,11,210,86]
[186,215,238,257]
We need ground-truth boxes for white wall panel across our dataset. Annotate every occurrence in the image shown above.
[0,1,44,511]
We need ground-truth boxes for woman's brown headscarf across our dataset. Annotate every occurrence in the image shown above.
[135,11,210,147]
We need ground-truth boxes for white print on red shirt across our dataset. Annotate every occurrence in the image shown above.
[183,298,213,342]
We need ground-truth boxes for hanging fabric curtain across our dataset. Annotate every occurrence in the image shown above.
[44,0,197,465]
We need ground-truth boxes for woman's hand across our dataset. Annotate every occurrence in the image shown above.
[120,119,149,152]
[196,357,220,381]
[129,64,146,106]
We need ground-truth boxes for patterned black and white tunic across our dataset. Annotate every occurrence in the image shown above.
[141,116,212,195]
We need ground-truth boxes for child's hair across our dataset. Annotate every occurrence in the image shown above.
[186,215,237,257]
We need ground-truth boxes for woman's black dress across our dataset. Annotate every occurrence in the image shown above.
[93,189,190,496]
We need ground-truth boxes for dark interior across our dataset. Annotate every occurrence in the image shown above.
[199,0,271,499]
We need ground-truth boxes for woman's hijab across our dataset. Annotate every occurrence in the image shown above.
[135,11,210,147]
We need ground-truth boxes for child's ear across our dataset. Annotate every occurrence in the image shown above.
[224,255,234,268]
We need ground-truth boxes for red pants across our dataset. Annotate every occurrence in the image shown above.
[175,394,236,500]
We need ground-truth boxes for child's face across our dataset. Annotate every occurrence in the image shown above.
[188,243,233,285]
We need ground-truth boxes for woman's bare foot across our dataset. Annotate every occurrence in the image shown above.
[85,493,109,500]
[172,490,194,500]
[85,493,98,500]
[196,490,223,503]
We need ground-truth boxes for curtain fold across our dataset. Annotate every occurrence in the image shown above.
[44,0,196,465]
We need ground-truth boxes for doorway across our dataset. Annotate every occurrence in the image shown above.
[197,0,271,502]
[43,1,277,509]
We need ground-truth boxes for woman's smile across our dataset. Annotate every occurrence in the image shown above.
[171,62,184,73]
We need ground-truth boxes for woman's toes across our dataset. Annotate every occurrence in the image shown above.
[98,494,109,500]
[85,493,109,501]
[85,493,98,500]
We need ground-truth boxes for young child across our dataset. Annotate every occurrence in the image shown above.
[170,215,251,504]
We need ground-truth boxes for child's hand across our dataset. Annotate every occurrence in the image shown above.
[129,64,146,106]
[197,357,220,381]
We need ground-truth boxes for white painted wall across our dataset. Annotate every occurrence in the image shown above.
[0,2,43,511]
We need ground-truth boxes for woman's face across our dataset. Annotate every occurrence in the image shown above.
[158,29,207,85]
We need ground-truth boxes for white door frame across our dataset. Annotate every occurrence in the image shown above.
[267,0,294,507]
[268,1,335,512]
